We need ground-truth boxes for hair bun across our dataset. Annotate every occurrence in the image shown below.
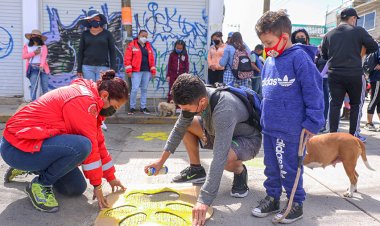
[101,70,116,80]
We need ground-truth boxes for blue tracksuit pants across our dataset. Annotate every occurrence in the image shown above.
[263,134,306,204]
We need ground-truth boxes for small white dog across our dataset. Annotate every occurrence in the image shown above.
[157,100,176,117]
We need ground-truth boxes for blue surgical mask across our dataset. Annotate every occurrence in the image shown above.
[175,49,182,54]
[90,20,101,28]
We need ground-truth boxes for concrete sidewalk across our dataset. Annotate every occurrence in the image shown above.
[0,100,380,225]
[0,120,380,226]
[0,100,177,124]
[0,98,23,123]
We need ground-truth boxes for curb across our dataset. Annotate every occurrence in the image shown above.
[106,113,177,124]
[0,104,178,125]
[0,103,27,123]
[0,115,10,123]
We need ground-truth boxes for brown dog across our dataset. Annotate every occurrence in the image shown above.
[304,132,375,198]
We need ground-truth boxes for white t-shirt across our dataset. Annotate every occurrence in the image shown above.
[27,45,41,64]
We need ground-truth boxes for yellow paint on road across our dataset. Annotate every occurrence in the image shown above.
[136,132,169,141]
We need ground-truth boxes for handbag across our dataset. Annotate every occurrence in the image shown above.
[26,57,34,79]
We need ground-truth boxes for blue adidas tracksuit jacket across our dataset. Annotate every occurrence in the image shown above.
[261,44,324,203]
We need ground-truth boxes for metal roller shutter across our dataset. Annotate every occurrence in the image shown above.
[132,0,208,98]
[0,0,23,97]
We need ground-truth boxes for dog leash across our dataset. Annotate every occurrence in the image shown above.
[273,128,310,224]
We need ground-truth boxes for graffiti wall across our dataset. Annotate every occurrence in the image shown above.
[0,26,14,60]
[41,0,208,99]
[41,2,123,89]
[132,0,208,98]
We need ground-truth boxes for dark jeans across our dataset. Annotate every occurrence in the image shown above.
[251,76,262,96]
[328,75,365,135]
[0,135,91,196]
[208,69,224,85]
[323,78,330,126]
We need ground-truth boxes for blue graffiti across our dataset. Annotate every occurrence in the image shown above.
[133,2,208,96]
[43,4,123,89]
[0,26,14,59]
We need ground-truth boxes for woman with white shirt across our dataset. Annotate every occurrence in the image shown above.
[22,29,50,101]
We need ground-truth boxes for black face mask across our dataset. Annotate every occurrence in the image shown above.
[182,110,199,118]
[181,101,202,118]
[90,20,101,28]
[100,106,116,117]
[31,37,41,44]
[294,37,307,45]
[213,39,221,45]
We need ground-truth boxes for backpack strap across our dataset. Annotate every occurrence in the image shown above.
[210,90,220,113]
[209,86,262,131]
[209,83,230,112]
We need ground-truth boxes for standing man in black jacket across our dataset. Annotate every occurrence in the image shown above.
[322,8,378,142]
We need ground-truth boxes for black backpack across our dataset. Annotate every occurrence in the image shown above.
[363,50,378,76]
[231,49,254,80]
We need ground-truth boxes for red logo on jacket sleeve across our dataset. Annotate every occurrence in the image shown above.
[88,104,98,118]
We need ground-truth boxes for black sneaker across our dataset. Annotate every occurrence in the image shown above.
[272,202,303,224]
[128,108,135,115]
[252,196,280,218]
[172,166,206,184]
[230,164,249,198]
[140,108,151,115]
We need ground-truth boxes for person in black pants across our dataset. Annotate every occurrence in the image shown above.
[364,44,380,131]
[315,47,329,132]
[322,8,378,142]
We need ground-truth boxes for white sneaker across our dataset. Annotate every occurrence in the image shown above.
[101,122,108,131]
[364,123,376,131]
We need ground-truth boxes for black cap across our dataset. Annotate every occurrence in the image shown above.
[340,8,360,19]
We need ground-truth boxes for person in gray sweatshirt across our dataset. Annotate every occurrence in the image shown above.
[144,74,262,225]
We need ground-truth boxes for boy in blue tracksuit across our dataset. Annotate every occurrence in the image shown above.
[252,10,324,224]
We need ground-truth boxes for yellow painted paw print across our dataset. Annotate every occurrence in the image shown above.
[135,132,169,141]
[101,188,193,226]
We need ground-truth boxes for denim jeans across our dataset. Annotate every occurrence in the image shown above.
[29,65,49,101]
[0,135,91,196]
[251,76,262,96]
[82,65,109,81]
[130,71,151,109]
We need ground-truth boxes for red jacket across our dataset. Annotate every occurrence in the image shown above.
[166,51,189,80]
[124,39,156,75]
[3,79,115,186]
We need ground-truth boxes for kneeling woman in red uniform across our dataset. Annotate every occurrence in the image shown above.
[0,70,127,213]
